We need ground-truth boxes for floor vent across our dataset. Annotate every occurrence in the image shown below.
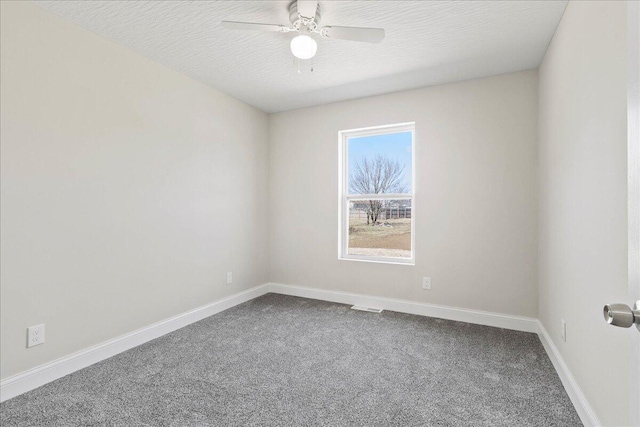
[351,305,383,313]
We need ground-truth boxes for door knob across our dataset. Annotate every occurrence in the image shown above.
[603,300,640,330]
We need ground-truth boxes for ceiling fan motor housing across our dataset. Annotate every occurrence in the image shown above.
[289,2,321,29]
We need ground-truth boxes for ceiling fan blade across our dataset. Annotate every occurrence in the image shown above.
[296,0,318,19]
[321,26,385,43]
[221,21,288,32]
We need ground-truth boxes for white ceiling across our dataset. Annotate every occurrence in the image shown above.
[34,1,567,113]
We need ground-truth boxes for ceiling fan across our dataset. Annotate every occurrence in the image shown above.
[221,0,385,60]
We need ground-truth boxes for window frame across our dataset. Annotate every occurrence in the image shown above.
[338,122,416,265]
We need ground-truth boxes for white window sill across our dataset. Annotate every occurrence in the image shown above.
[338,255,415,266]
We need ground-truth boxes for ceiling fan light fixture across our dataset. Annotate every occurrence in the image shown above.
[290,34,317,59]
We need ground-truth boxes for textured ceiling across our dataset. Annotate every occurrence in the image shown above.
[34,1,567,113]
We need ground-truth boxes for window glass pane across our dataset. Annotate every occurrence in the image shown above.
[348,199,412,259]
[348,131,413,194]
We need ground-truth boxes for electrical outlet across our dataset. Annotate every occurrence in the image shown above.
[226,272,233,285]
[561,319,566,342]
[27,324,45,348]
[422,277,431,290]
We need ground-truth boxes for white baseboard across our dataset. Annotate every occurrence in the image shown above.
[0,283,270,403]
[537,321,600,427]
[267,282,539,333]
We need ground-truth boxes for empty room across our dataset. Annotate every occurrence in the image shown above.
[1,1,638,426]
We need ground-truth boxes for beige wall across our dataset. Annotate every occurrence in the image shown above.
[538,1,629,426]
[269,70,539,318]
[0,2,269,379]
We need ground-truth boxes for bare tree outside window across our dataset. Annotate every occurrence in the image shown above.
[349,155,408,225]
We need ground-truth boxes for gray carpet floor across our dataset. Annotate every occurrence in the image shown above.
[0,294,581,426]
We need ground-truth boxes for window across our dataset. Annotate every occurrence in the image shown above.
[338,123,415,264]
